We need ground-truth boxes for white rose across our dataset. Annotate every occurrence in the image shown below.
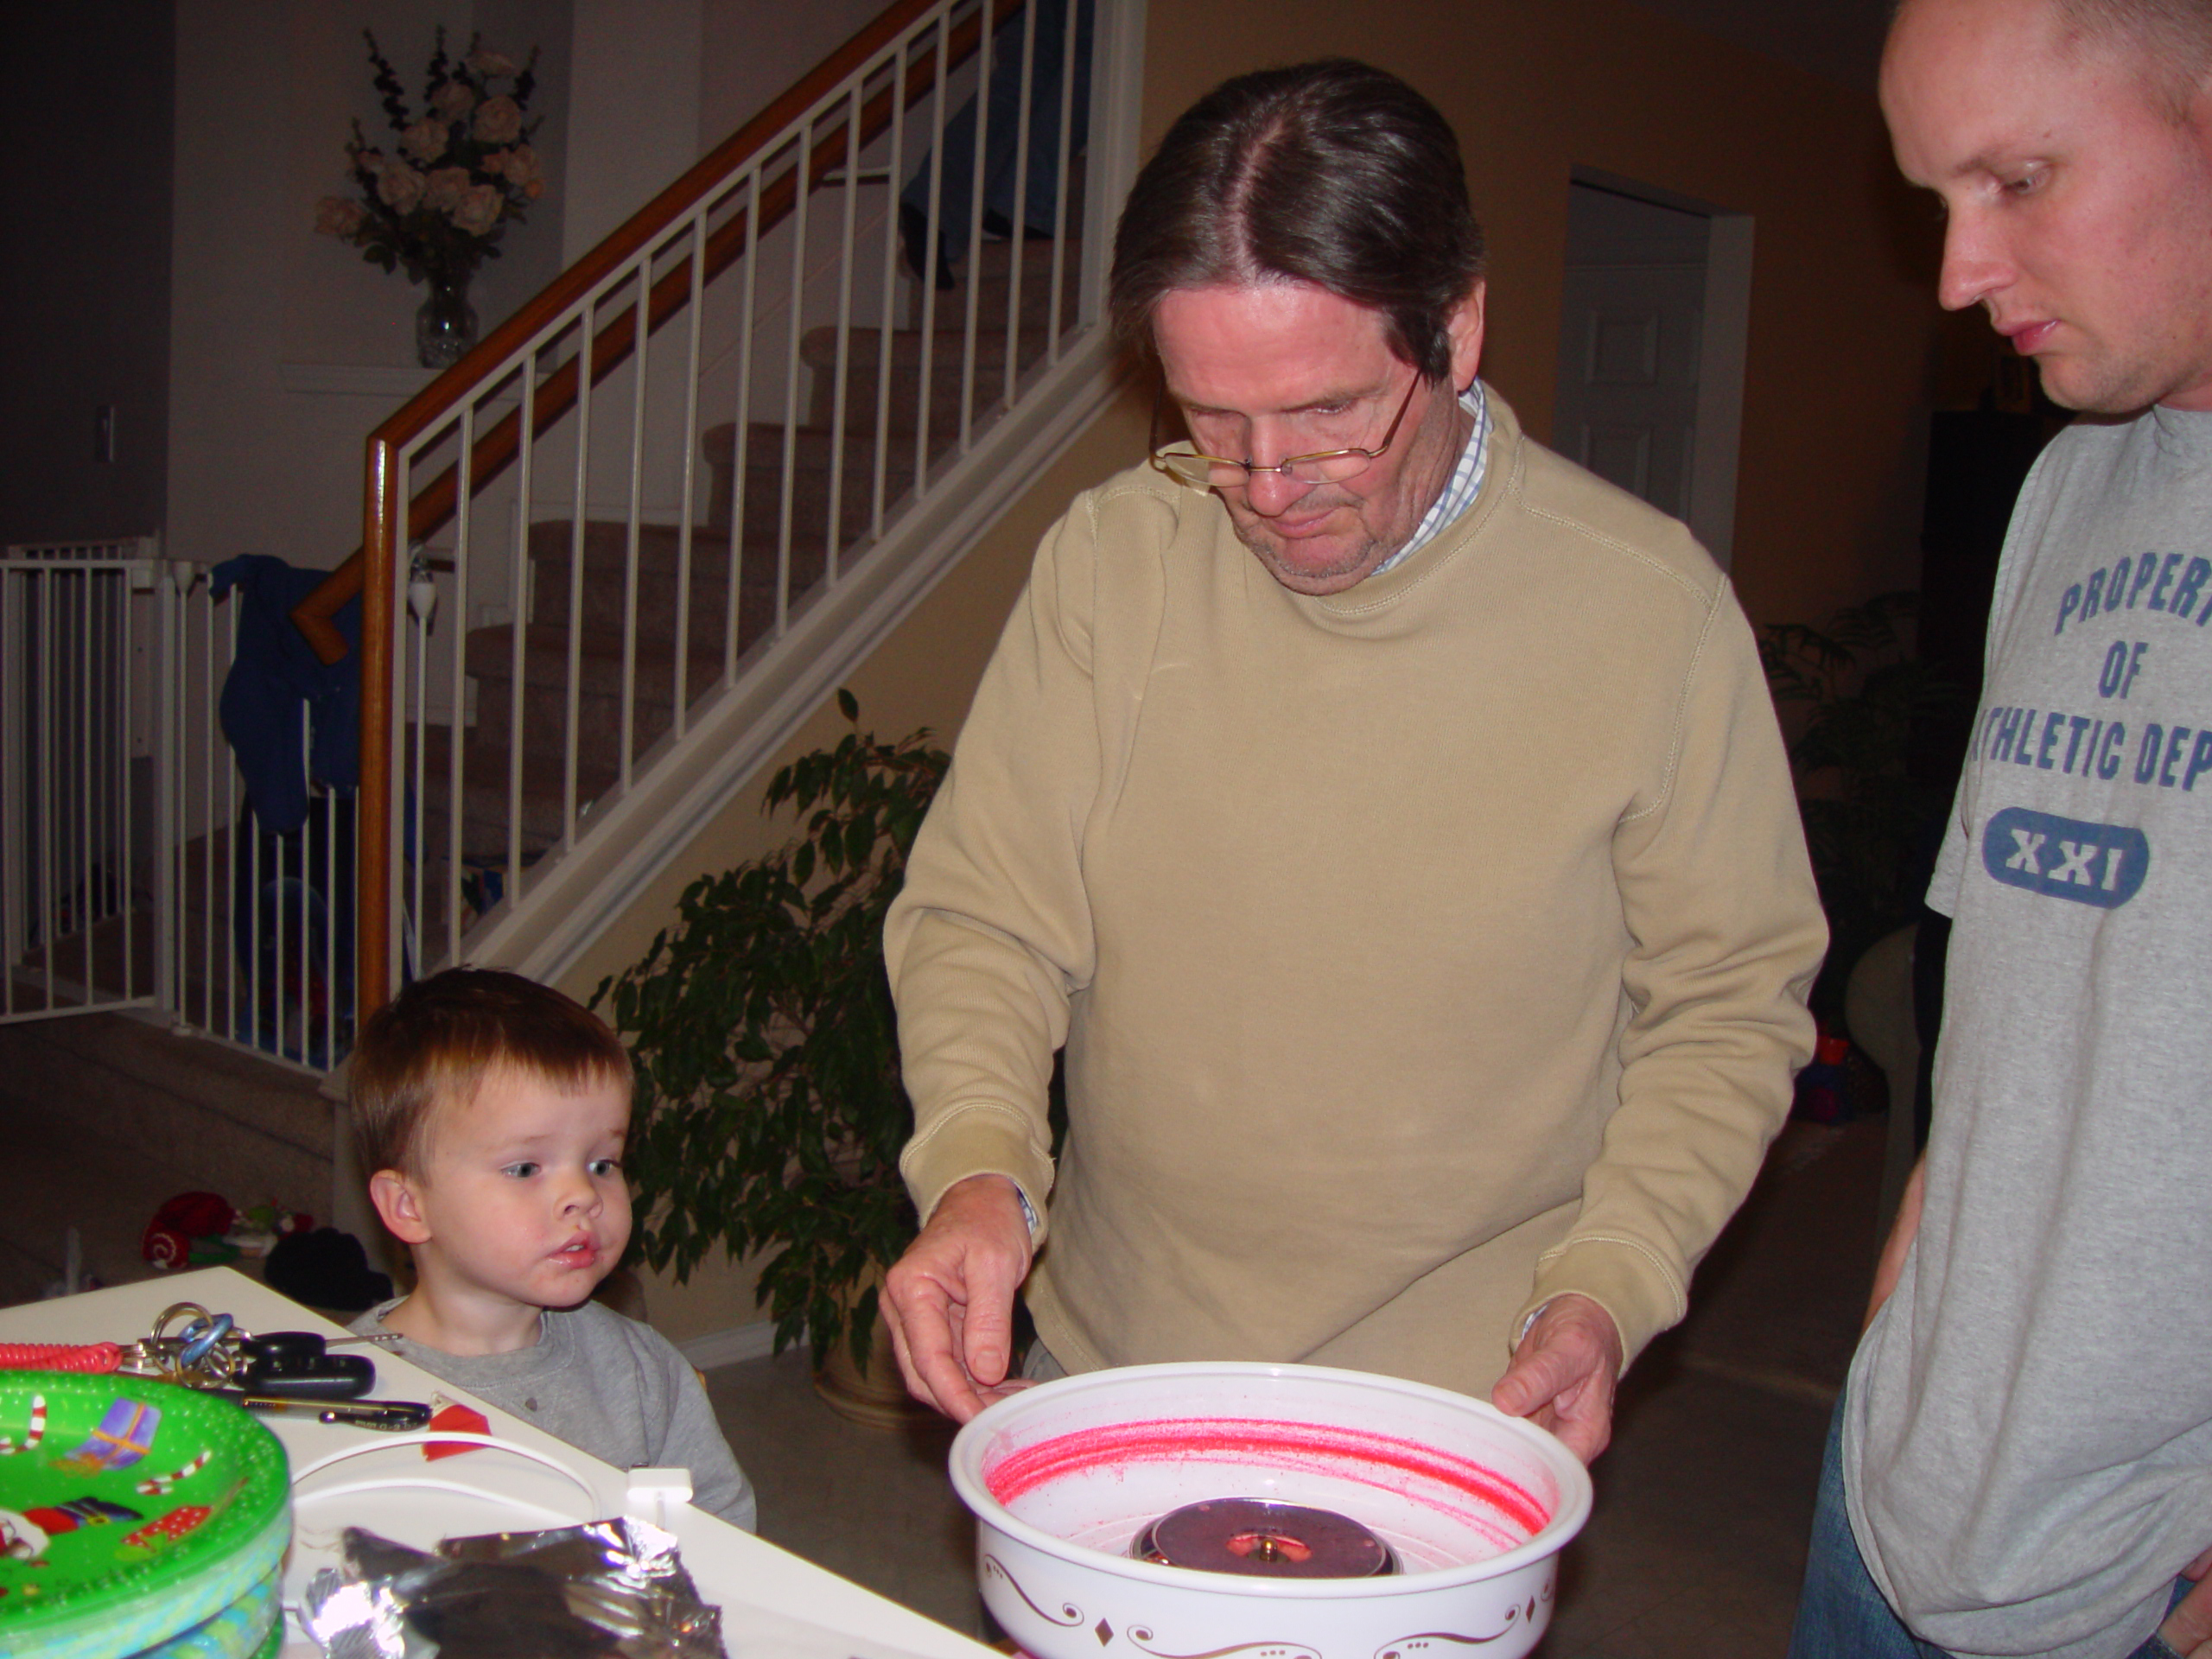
[400,118,448,165]
[423,167,471,213]
[473,95,523,146]
[494,144,543,196]
[450,183,502,236]
[430,79,475,124]
[377,162,427,215]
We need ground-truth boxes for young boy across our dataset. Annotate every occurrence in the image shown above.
[347,967,756,1530]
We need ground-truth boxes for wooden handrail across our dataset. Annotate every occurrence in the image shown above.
[344,0,1027,1020]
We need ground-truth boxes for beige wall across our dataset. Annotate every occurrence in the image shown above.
[563,0,698,264]
[700,0,890,153]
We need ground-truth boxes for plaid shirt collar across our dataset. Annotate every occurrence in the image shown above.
[1370,379,1490,578]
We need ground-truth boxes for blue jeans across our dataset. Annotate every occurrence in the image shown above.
[1789,1390,2190,1659]
[902,0,1095,245]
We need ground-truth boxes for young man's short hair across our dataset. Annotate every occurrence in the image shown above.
[2056,0,2212,118]
[351,968,632,1179]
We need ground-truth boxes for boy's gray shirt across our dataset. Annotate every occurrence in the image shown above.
[1844,404,2212,1659]
[351,1298,757,1532]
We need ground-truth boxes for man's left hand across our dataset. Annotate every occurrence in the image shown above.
[2157,1545,2212,1657]
[1490,1294,1624,1465]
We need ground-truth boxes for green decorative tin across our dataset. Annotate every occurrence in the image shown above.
[137,1565,282,1659]
[0,1374,289,1659]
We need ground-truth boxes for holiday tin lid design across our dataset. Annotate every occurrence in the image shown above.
[0,1374,289,1659]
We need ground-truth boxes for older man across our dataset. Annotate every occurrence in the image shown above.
[881,59,1823,1463]
[1789,3,2212,1657]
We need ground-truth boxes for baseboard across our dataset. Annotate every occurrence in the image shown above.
[678,1319,786,1371]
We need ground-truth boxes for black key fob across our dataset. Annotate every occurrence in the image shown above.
[239,1352,373,1399]
[242,1332,328,1370]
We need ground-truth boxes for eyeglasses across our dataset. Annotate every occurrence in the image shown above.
[1147,374,1421,491]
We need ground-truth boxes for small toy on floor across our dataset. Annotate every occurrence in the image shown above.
[141,1193,314,1272]
[225,1204,316,1260]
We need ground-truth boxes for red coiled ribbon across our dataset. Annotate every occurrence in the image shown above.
[0,1342,123,1373]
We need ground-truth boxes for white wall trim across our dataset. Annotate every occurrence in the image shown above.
[278,364,440,399]
[279,364,555,400]
[679,1319,785,1371]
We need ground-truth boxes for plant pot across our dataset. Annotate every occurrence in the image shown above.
[811,1274,932,1430]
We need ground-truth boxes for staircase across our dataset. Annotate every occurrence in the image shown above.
[423,224,1087,908]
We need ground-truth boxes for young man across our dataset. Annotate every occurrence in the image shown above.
[349,968,756,1531]
[1789,3,2212,1656]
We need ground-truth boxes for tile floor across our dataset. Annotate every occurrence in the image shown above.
[703,1116,1891,1656]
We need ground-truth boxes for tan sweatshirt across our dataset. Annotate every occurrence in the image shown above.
[886,389,1824,1397]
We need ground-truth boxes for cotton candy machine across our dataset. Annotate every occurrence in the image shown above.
[949,1362,1592,1659]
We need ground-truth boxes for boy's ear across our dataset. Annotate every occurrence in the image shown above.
[368,1169,433,1245]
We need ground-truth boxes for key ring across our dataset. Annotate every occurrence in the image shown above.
[4,1305,400,1390]
[97,1303,246,1387]
[173,1312,234,1371]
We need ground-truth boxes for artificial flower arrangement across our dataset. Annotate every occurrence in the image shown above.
[315,28,545,291]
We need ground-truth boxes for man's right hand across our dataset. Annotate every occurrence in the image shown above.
[2158,1545,2212,1658]
[882,1173,1035,1421]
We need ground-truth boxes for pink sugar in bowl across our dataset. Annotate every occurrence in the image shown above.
[948,1360,1592,1659]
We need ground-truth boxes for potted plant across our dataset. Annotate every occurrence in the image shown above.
[595,693,948,1412]
[315,27,548,367]
[1759,590,1966,1020]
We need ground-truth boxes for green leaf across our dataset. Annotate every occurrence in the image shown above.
[1759,590,1967,1018]
[593,721,940,1361]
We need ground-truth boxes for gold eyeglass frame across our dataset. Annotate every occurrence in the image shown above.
[1147,373,1421,491]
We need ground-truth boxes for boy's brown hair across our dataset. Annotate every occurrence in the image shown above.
[350,968,632,1179]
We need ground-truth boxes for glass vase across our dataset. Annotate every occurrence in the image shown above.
[415,271,479,370]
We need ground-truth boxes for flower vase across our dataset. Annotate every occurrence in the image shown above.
[416,272,479,369]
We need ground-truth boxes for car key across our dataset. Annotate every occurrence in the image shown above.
[238,1352,375,1399]
[238,1332,378,1398]
[239,1331,390,1370]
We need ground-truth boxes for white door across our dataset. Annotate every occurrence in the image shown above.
[1555,262,1706,522]
[1553,181,1751,566]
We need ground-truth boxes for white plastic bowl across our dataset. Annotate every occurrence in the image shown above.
[949,1361,1592,1659]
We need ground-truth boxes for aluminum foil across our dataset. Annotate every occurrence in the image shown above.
[300,1517,724,1658]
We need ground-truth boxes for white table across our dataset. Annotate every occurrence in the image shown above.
[0,1267,994,1658]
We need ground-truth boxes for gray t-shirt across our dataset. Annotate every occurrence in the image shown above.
[350,1298,757,1532]
[1845,404,2212,1659]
